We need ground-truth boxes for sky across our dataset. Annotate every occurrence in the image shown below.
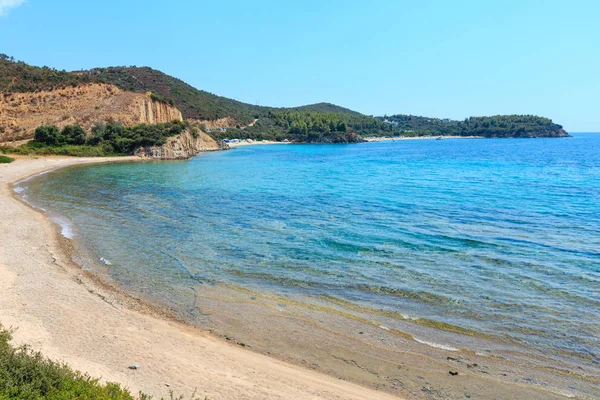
[1,0,599,131]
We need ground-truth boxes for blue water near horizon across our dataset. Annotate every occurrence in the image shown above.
[20,133,600,372]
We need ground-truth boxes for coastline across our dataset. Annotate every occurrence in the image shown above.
[227,140,290,147]
[363,136,484,142]
[0,156,401,400]
[226,136,485,148]
[1,156,593,399]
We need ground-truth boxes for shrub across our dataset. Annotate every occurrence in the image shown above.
[34,125,62,146]
[0,324,139,399]
[61,125,86,145]
[20,120,188,156]
[0,324,208,399]
[0,155,14,163]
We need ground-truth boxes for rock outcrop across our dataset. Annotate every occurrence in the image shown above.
[0,84,182,142]
[134,130,227,160]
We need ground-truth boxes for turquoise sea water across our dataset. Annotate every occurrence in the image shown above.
[20,134,600,374]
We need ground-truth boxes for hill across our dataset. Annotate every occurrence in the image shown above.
[83,67,361,124]
[84,66,261,124]
[1,55,569,142]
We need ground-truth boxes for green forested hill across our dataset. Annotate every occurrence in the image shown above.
[381,114,569,138]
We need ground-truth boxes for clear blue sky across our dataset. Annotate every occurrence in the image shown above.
[1,0,599,131]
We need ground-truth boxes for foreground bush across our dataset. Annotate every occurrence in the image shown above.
[0,325,140,399]
[0,324,205,399]
[0,155,14,163]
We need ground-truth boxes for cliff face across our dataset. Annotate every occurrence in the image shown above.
[134,130,227,160]
[0,84,182,142]
[137,96,182,125]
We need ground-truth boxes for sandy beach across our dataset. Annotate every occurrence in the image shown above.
[0,156,592,400]
[0,156,400,400]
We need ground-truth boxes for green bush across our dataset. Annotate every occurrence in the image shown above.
[0,324,209,399]
[0,155,14,163]
[62,125,86,145]
[0,325,140,399]
[33,125,62,146]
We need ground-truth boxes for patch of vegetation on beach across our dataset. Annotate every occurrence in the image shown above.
[0,155,14,163]
[0,324,208,399]
[0,324,140,399]
[1,120,187,157]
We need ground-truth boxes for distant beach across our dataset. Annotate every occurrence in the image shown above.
[227,139,290,147]
[363,135,484,141]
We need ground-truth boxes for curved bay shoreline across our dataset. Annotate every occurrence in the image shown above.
[0,156,594,399]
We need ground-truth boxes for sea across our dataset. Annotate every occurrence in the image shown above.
[17,133,600,389]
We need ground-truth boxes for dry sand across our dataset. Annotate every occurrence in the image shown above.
[0,156,401,400]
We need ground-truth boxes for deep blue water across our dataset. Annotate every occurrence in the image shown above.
[20,134,600,371]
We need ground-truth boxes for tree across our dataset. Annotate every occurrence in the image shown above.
[34,125,61,145]
[61,125,86,145]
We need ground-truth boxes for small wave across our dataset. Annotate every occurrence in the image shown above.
[49,215,74,239]
[414,337,459,351]
[13,186,24,194]
[14,168,56,186]
[100,257,112,266]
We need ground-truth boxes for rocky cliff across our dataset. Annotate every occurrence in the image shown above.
[137,96,182,125]
[0,84,182,142]
[134,129,227,160]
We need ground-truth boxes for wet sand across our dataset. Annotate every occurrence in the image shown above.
[1,156,594,399]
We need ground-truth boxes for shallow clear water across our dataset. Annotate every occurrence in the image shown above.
[21,134,600,372]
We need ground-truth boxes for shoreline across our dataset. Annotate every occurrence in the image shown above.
[0,156,401,400]
[363,135,484,142]
[1,156,593,399]
[227,140,290,147]
[226,136,485,148]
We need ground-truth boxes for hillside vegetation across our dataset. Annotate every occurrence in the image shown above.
[0,54,95,93]
[84,66,360,124]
